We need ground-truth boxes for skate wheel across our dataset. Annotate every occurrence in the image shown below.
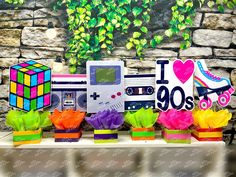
[199,98,212,110]
[218,93,230,107]
[223,91,230,100]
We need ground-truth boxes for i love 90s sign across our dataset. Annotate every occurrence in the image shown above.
[155,59,195,111]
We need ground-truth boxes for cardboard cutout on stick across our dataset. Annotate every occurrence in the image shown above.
[9,60,51,111]
[124,74,155,111]
[155,59,195,111]
[194,59,235,110]
[50,74,87,112]
[86,61,124,113]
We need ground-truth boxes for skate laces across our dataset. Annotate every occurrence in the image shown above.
[205,71,220,80]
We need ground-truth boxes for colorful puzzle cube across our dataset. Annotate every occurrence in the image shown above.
[9,60,51,111]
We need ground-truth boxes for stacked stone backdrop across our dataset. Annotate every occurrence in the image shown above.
[0,0,235,131]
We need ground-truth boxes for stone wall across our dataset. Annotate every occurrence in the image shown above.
[0,0,235,130]
[0,0,68,130]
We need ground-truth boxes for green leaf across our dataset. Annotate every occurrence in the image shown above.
[67,9,74,15]
[115,23,121,28]
[180,40,191,49]
[207,1,215,8]
[124,4,131,12]
[111,19,118,24]
[133,32,141,38]
[77,7,86,14]
[227,2,235,9]
[107,33,113,39]
[140,39,147,46]
[98,28,106,36]
[185,16,193,25]
[150,39,157,48]
[88,18,97,27]
[133,19,142,26]
[99,35,106,42]
[105,23,114,32]
[178,24,186,30]
[142,14,150,22]
[133,39,140,45]
[178,15,185,22]
[97,17,106,27]
[70,66,77,74]
[101,43,107,48]
[106,40,112,44]
[98,5,107,14]
[132,7,142,17]
[92,0,101,7]
[126,42,133,50]
[117,7,127,16]
[165,29,173,37]
[218,5,224,12]
[177,0,184,7]
[140,26,148,33]
[79,26,85,33]
[69,58,77,65]
[182,32,190,40]
[154,35,163,44]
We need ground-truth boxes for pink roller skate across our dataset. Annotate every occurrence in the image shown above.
[194,60,234,110]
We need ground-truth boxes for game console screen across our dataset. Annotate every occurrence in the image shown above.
[96,68,116,83]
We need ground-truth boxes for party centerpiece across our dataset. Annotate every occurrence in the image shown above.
[158,109,193,144]
[192,108,232,141]
[6,110,52,145]
[124,108,158,140]
[85,109,124,143]
[49,109,85,142]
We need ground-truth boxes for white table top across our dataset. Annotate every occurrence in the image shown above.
[0,131,225,149]
[0,132,12,139]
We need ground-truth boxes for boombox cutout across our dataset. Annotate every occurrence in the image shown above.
[125,74,155,111]
[50,74,87,112]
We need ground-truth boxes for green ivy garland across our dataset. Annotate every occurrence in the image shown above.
[4,0,236,73]
[64,0,196,73]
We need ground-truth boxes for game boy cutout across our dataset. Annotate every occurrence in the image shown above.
[87,61,124,113]
[50,74,87,112]
[155,59,195,111]
[194,59,235,110]
[125,74,155,111]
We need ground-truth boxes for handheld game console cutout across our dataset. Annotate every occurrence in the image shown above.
[86,61,125,113]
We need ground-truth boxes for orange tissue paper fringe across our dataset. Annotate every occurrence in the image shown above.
[49,109,85,130]
[192,108,232,128]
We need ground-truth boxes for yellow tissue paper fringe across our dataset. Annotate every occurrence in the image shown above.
[192,108,232,128]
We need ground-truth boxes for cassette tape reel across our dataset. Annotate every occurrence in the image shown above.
[126,86,154,96]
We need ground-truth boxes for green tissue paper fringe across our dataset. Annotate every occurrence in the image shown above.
[124,108,158,128]
[6,110,52,131]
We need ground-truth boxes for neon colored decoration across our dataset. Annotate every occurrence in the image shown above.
[194,60,234,110]
[9,60,51,111]
[173,59,195,84]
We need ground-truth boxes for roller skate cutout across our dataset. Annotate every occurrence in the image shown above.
[194,60,235,110]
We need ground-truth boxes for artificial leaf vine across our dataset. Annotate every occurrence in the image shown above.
[4,0,236,73]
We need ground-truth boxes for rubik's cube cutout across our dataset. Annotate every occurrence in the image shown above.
[9,60,51,111]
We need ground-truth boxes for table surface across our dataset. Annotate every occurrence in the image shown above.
[0,131,225,149]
